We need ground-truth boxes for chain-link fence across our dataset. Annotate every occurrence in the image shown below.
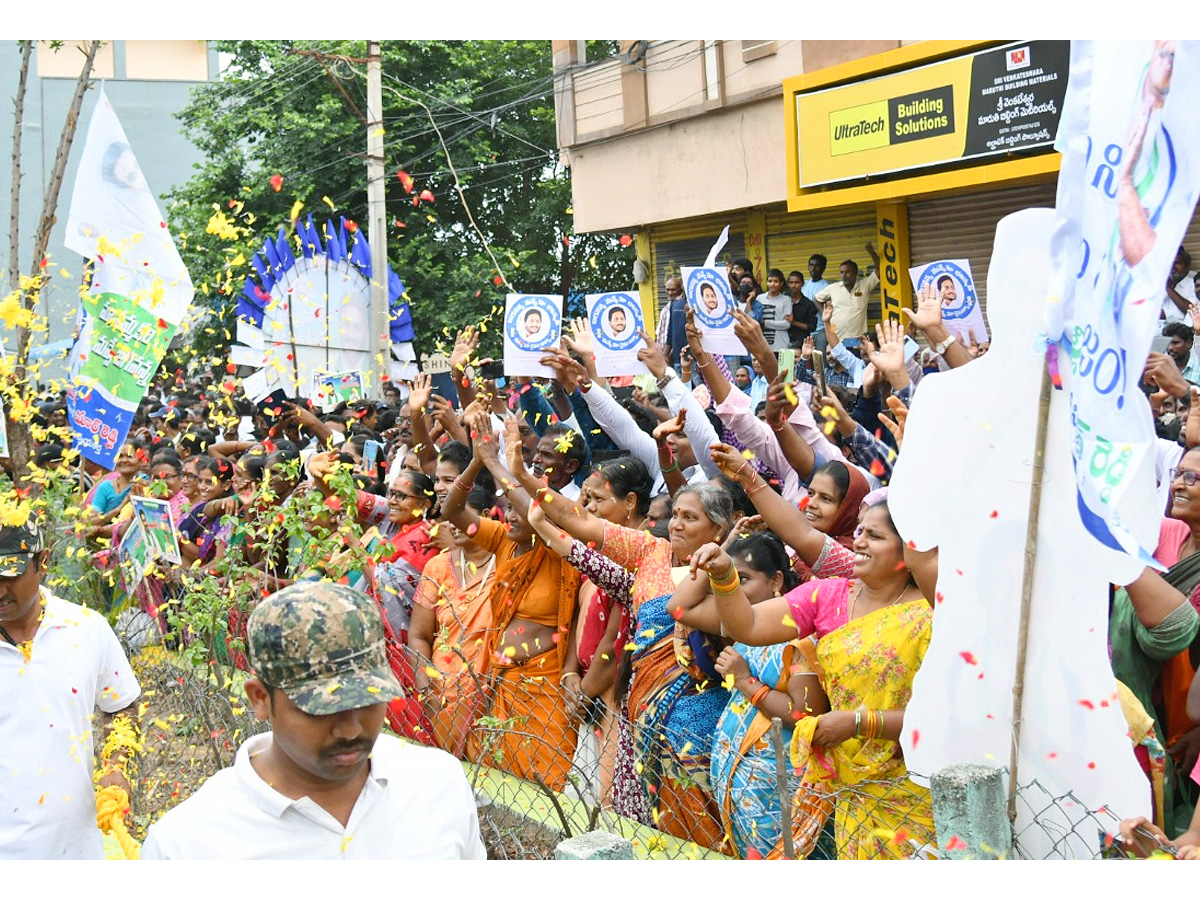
[108,639,1178,861]
[1011,777,1135,860]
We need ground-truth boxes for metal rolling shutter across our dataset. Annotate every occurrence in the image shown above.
[648,211,748,318]
[908,182,1057,324]
[765,202,880,318]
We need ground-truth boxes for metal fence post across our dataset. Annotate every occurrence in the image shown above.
[930,764,1013,859]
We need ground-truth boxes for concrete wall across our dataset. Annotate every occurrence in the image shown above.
[556,39,906,234]
[567,97,785,232]
[0,41,212,378]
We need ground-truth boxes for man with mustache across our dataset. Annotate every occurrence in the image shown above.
[141,582,486,859]
[0,518,141,859]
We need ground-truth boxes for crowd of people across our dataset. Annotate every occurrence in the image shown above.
[5,245,1200,860]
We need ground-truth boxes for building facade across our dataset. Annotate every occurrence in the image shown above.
[554,40,1200,333]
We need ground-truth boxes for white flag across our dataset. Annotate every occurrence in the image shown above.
[64,84,193,325]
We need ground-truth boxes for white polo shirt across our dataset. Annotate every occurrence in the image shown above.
[141,732,487,859]
[0,588,141,859]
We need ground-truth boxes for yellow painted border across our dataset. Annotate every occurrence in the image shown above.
[782,41,1056,212]
[788,153,1060,212]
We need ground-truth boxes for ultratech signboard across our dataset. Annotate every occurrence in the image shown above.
[794,41,1069,188]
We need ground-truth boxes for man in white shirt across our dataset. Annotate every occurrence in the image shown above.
[1162,246,1197,324]
[141,581,486,860]
[0,519,141,859]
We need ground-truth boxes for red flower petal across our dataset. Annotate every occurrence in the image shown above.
[269,174,283,193]
[959,651,978,665]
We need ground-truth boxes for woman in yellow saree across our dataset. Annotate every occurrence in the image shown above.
[704,500,937,859]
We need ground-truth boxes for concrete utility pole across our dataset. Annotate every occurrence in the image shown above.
[366,40,388,399]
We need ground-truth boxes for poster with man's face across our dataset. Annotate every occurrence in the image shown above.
[586,292,649,376]
[504,294,563,377]
[908,259,990,344]
[681,266,746,356]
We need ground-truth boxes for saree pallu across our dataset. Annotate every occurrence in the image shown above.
[711,642,799,858]
[628,593,730,852]
[341,526,436,746]
[470,646,578,791]
[785,599,936,860]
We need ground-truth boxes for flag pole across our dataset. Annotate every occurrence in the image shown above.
[1007,357,1053,826]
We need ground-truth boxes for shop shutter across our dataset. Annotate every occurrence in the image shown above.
[648,211,749,319]
[765,202,879,318]
[908,182,1058,325]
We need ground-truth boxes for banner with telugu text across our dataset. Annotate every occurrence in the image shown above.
[1046,40,1200,570]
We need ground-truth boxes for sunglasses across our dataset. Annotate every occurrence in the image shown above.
[1171,468,1200,486]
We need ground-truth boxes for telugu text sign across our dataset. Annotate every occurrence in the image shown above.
[795,41,1069,187]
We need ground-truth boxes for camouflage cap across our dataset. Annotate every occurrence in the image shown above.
[0,519,45,577]
[247,582,402,716]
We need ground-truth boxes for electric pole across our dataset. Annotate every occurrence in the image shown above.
[366,40,388,399]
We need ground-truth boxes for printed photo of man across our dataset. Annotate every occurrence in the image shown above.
[700,282,722,316]
[607,305,628,338]
[938,274,958,308]
[522,308,544,341]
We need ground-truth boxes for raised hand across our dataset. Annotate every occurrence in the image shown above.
[408,372,433,413]
[652,408,687,443]
[814,389,853,438]
[539,350,588,393]
[636,328,669,378]
[964,328,981,359]
[879,394,909,452]
[684,306,708,361]
[450,326,480,374]
[708,442,755,487]
[688,540,733,578]
[903,282,943,335]
[563,316,596,359]
[764,371,799,427]
[465,407,498,460]
[1146,352,1189,399]
[801,335,815,361]
[869,317,908,381]
[504,415,530,478]
[722,514,765,549]
[732,308,768,352]
[430,395,468,445]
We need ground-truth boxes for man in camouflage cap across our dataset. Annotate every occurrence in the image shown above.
[141,582,486,859]
[246,581,403,715]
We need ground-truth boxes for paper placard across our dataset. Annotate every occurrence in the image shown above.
[503,294,563,377]
[908,259,989,344]
[312,371,364,411]
[681,266,746,356]
[131,496,181,565]
[585,292,650,377]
